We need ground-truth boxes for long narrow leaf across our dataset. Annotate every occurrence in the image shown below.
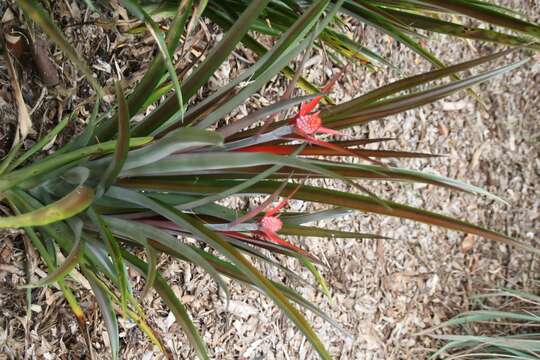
[87,208,130,316]
[0,138,151,192]
[9,114,71,171]
[85,270,120,360]
[118,178,538,255]
[126,0,272,137]
[97,82,130,197]
[108,187,332,359]
[20,233,83,288]
[421,0,540,38]
[123,252,210,360]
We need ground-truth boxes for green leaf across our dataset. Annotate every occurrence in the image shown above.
[118,178,538,255]
[0,138,151,192]
[85,270,120,360]
[59,99,101,153]
[311,160,508,203]
[158,241,349,336]
[301,258,331,300]
[385,8,540,49]
[97,82,130,197]
[422,0,540,38]
[343,2,446,70]
[324,49,516,117]
[9,114,71,171]
[107,187,332,359]
[0,142,22,176]
[87,208,130,317]
[123,252,210,360]
[8,201,95,355]
[95,0,192,140]
[7,189,118,280]
[280,224,385,240]
[217,94,320,138]
[326,58,529,129]
[181,0,272,100]
[19,233,84,288]
[103,215,229,300]
[120,150,380,202]
[128,0,192,115]
[59,282,95,358]
[120,128,223,171]
[194,0,339,130]
[120,0,185,117]
[129,0,272,137]
[156,147,304,211]
[282,207,353,225]
[205,6,332,104]
[0,185,94,228]
[320,28,396,69]
[120,151,352,184]
[140,241,158,299]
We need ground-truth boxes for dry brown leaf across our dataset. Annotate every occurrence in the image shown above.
[461,234,477,253]
[32,37,59,87]
[2,34,33,146]
[1,8,15,23]
[5,32,25,60]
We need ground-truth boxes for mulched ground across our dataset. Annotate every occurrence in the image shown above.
[0,1,538,359]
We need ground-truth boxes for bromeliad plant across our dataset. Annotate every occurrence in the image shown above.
[1,0,539,359]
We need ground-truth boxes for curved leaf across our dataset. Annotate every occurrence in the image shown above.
[128,0,272,137]
[120,0,185,115]
[0,186,94,228]
[422,0,540,38]
[120,128,223,171]
[0,138,151,192]
[9,113,71,171]
[19,233,84,288]
[103,215,229,300]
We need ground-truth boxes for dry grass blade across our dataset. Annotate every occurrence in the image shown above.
[427,287,540,359]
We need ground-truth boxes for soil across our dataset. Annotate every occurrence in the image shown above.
[0,1,538,359]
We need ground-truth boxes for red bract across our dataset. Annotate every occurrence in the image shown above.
[227,184,310,256]
[283,69,367,158]
[289,108,359,157]
[256,195,292,247]
[293,111,343,137]
[290,70,344,139]
[256,195,315,259]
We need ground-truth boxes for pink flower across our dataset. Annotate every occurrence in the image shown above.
[289,68,347,147]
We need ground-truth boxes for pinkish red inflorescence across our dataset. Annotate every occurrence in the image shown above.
[289,67,347,140]
[294,113,323,135]
[290,93,343,140]
[290,108,344,152]
[260,215,283,233]
[227,185,312,257]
